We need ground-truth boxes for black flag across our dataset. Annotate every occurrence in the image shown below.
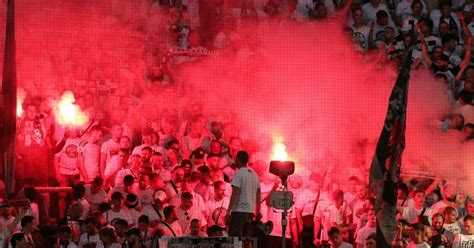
[369,50,413,247]
[1,0,17,194]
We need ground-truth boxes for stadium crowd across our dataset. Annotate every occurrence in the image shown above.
[1,0,474,248]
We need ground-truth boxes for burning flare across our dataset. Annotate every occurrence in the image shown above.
[271,135,289,161]
[54,91,88,127]
[17,91,25,118]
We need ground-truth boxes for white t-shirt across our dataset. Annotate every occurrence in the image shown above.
[453,234,474,248]
[335,242,353,248]
[77,198,90,220]
[141,204,165,223]
[444,222,463,235]
[85,184,108,207]
[296,189,330,217]
[115,168,138,186]
[362,2,390,24]
[78,141,101,179]
[356,225,376,248]
[0,216,15,246]
[136,187,155,207]
[153,168,172,182]
[158,221,183,237]
[169,192,207,217]
[132,144,166,157]
[351,25,371,51]
[318,202,353,241]
[231,167,260,213]
[402,206,433,224]
[407,242,431,248]
[177,206,207,233]
[103,209,133,225]
[101,139,121,177]
[78,233,102,248]
[206,196,230,226]
[56,138,81,175]
[395,0,428,22]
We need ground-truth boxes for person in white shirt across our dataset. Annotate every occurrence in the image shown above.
[135,173,154,208]
[176,192,207,234]
[114,154,141,187]
[184,219,208,237]
[431,213,454,246]
[100,123,123,179]
[78,217,102,248]
[226,150,261,238]
[158,206,183,237]
[444,207,462,235]
[350,8,372,52]
[453,215,474,248]
[316,189,355,242]
[164,167,185,200]
[73,184,90,221]
[362,0,390,24]
[355,210,376,248]
[124,193,141,226]
[85,177,109,210]
[141,190,167,226]
[395,0,427,27]
[131,128,166,158]
[150,152,171,181]
[206,180,230,227]
[58,225,78,248]
[432,2,462,37]
[54,129,82,218]
[103,192,133,226]
[407,223,432,248]
[136,216,154,247]
[78,125,103,184]
[154,206,182,248]
[98,227,122,248]
[328,227,353,248]
[400,190,433,224]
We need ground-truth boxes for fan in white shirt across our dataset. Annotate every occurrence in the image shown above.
[328,227,353,248]
[141,190,167,226]
[78,125,103,183]
[85,177,109,210]
[400,191,433,225]
[100,124,123,179]
[453,215,474,248]
[206,180,230,227]
[157,206,183,248]
[103,192,133,226]
[355,210,376,248]
[135,174,154,207]
[58,225,78,248]
[114,154,141,187]
[150,153,172,182]
[124,193,141,226]
[444,207,462,235]
[78,217,103,248]
[98,227,122,248]
[184,219,208,237]
[407,223,432,248]
[176,192,207,234]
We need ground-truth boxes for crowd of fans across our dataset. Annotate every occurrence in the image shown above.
[1,0,474,248]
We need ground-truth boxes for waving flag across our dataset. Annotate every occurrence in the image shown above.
[369,50,413,248]
[1,0,17,194]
